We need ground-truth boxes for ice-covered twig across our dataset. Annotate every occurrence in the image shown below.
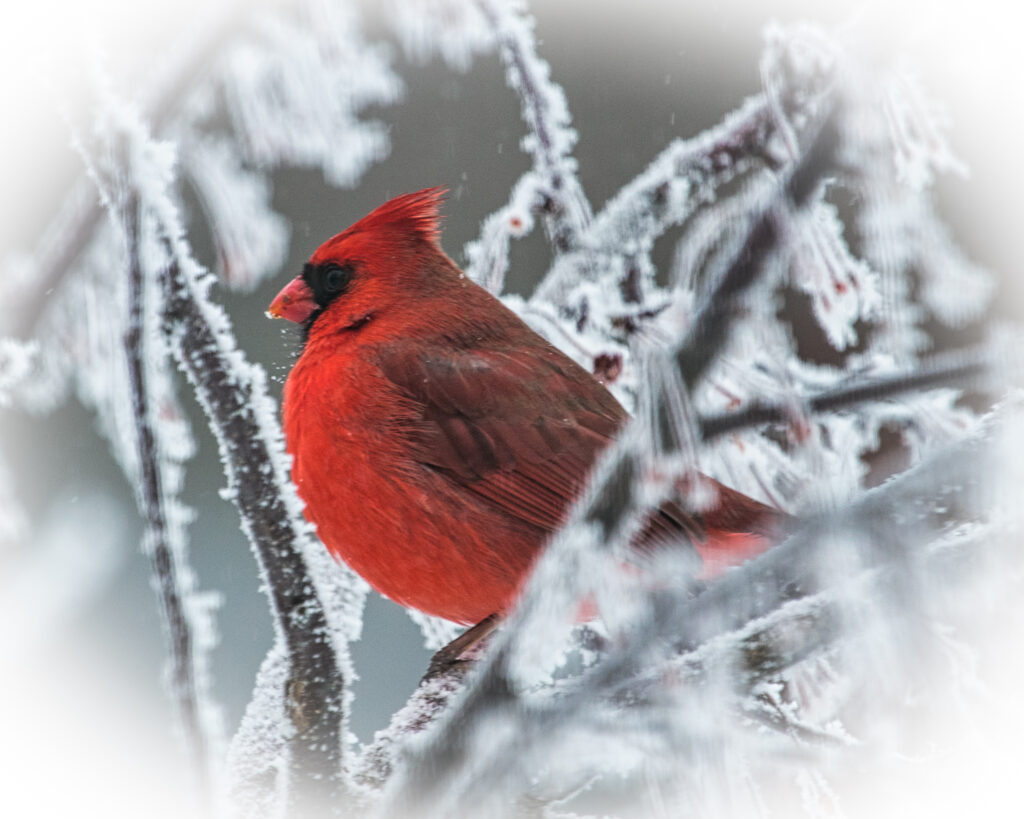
[354,661,476,792]
[674,105,839,392]
[122,193,214,800]
[464,0,590,291]
[699,345,997,441]
[478,0,591,251]
[158,240,352,812]
[532,95,781,309]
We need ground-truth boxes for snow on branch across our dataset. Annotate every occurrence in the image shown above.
[699,345,998,442]
[157,232,354,814]
[463,0,591,292]
[533,94,780,309]
[121,190,221,800]
[101,105,365,814]
[389,0,495,72]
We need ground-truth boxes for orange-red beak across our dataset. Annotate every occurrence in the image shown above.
[267,276,317,324]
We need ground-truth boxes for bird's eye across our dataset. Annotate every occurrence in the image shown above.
[323,265,349,293]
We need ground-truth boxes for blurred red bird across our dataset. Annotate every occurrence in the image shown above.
[269,188,783,625]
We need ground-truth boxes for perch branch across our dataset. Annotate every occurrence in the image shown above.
[390,424,990,811]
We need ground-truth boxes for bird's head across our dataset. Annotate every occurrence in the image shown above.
[268,187,448,335]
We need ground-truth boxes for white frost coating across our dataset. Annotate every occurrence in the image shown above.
[465,174,540,292]
[227,643,291,819]
[0,338,39,407]
[880,64,967,190]
[221,0,401,188]
[116,93,372,804]
[791,201,880,351]
[760,22,838,161]
[462,0,591,291]
[914,202,995,327]
[65,89,231,785]
[406,609,464,651]
[183,137,289,292]
[388,0,495,72]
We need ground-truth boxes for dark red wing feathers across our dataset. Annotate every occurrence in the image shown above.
[375,341,622,533]
[373,338,783,565]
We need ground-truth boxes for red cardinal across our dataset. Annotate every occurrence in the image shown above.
[269,188,783,625]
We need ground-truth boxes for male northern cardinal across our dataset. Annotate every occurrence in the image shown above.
[269,188,783,625]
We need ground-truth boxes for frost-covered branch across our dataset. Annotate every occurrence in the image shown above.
[477,0,591,251]
[382,404,994,815]
[534,95,781,311]
[122,192,215,799]
[100,95,361,814]
[699,345,997,441]
[674,108,838,393]
[464,0,590,291]
[158,242,352,812]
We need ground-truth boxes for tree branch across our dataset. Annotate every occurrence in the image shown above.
[477,0,591,252]
[465,0,591,292]
[122,193,212,803]
[699,346,995,441]
[158,244,350,814]
[532,94,784,308]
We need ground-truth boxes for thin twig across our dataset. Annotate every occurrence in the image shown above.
[699,346,995,441]
[122,193,212,803]
[477,0,591,253]
[532,94,782,308]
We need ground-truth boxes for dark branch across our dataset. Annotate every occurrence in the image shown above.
[700,346,995,441]
[675,106,839,391]
[122,193,211,803]
[158,246,350,814]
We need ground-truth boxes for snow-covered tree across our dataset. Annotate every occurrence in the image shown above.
[1,1,1019,817]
